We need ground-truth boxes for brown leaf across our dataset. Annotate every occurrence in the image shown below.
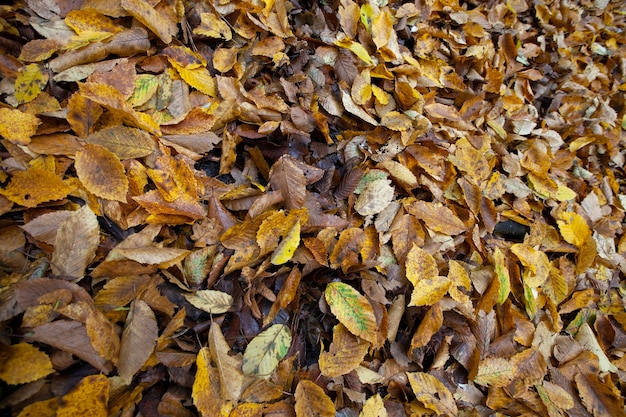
[118,300,158,384]
[29,320,111,373]
[270,155,307,210]
[575,373,626,417]
[85,125,156,159]
[51,205,100,280]
[407,200,467,235]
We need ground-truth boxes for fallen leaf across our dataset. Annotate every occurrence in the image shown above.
[242,324,291,378]
[324,282,379,345]
[118,300,158,384]
[51,205,100,280]
[0,343,54,385]
[56,375,109,417]
[184,290,234,314]
[75,143,129,202]
[295,380,335,417]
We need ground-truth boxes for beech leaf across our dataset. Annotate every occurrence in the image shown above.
[118,300,158,384]
[242,324,291,378]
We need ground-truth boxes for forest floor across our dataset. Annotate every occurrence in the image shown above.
[0,0,626,416]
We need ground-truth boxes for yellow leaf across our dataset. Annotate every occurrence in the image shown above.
[409,275,451,307]
[0,167,72,208]
[194,12,232,40]
[170,61,216,97]
[56,375,109,417]
[242,324,291,378]
[334,37,373,65]
[324,282,380,345]
[556,211,591,248]
[295,380,335,417]
[271,221,300,265]
[405,244,438,285]
[185,290,234,314]
[15,64,48,104]
[0,343,54,385]
[351,68,371,105]
[65,9,124,35]
[510,243,550,287]
[474,357,515,387]
[193,348,225,417]
[407,372,458,416]
[371,9,394,50]
[360,394,388,417]
[0,108,41,145]
[492,247,511,305]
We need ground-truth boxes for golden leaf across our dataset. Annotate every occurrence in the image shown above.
[0,108,41,145]
[193,348,225,417]
[0,167,71,208]
[15,63,48,104]
[319,323,370,377]
[75,143,129,202]
[407,372,458,416]
[556,211,591,248]
[0,343,54,385]
[295,380,335,417]
[56,375,109,417]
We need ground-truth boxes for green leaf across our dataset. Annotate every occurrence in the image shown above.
[242,324,291,378]
[324,282,378,345]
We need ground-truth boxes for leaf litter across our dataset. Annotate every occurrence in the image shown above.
[0,0,626,415]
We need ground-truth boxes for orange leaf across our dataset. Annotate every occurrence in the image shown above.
[76,143,129,202]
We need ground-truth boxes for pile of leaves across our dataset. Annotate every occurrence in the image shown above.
[1,0,626,415]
